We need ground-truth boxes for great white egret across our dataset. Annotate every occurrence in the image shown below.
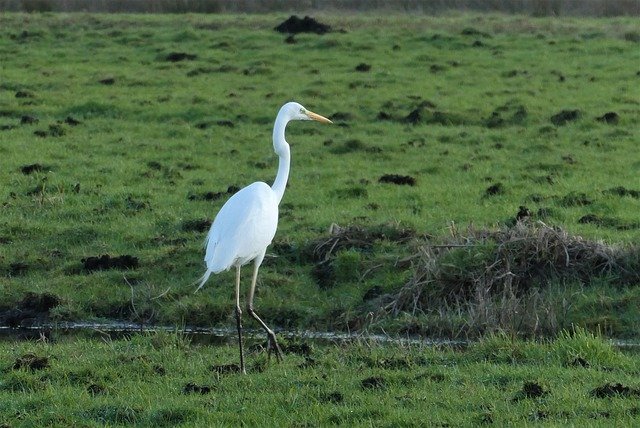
[196,102,332,374]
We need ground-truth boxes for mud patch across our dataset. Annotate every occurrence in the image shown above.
[274,15,330,35]
[355,63,371,72]
[590,383,640,398]
[165,52,197,62]
[82,254,139,271]
[20,115,38,124]
[187,185,239,201]
[485,182,504,196]
[15,90,34,98]
[604,186,640,199]
[319,391,344,403]
[279,338,313,356]
[515,205,532,221]
[596,111,619,124]
[64,116,82,126]
[512,381,547,401]
[0,291,61,327]
[87,383,107,395]
[378,174,416,186]
[578,214,636,230]
[13,353,49,371]
[181,218,211,233]
[550,109,581,126]
[182,382,212,395]
[485,103,527,128]
[558,191,592,207]
[19,163,48,175]
[361,376,386,390]
[34,123,65,138]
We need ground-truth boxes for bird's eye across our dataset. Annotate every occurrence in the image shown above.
[300,108,305,114]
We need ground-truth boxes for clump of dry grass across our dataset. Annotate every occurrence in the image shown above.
[382,221,639,337]
[303,223,416,262]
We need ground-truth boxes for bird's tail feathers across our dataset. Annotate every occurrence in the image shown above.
[193,270,213,293]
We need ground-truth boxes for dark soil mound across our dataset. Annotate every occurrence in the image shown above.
[590,383,640,398]
[379,174,416,186]
[181,218,211,233]
[166,52,197,62]
[355,63,371,72]
[485,182,504,196]
[550,109,581,126]
[20,115,38,124]
[13,353,50,371]
[0,292,61,327]
[82,254,139,271]
[596,112,619,124]
[20,163,46,174]
[274,15,330,34]
[182,382,212,395]
[512,381,547,401]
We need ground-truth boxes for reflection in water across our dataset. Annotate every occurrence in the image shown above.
[1,322,638,350]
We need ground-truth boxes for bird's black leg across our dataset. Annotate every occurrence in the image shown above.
[247,254,283,362]
[234,265,246,375]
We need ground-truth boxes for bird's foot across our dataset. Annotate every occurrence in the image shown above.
[267,333,283,362]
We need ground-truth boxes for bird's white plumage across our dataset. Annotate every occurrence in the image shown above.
[204,181,278,273]
[194,101,331,373]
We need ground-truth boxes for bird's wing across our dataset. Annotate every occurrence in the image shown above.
[204,182,278,272]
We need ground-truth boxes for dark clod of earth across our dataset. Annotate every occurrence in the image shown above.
[550,109,581,126]
[404,108,423,124]
[516,205,532,221]
[274,15,330,35]
[596,111,619,124]
[0,291,61,328]
[20,115,38,124]
[64,116,81,126]
[361,376,386,390]
[512,381,547,401]
[182,382,212,395]
[15,90,34,98]
[570,357,590,368]
[166,52,197,62]
[13,353,50,371]
[590,383,640,398]
[604,186,640,199]
[87,383,106,395]
[379,174,416,186]
[20,163,46,174]
[99,77,115,85]
[355,63,371,72]
[82,254,139,271]
[188,185,239,201]
[485,182,504,196]
[181,218,212,233]
[320,391,344,403]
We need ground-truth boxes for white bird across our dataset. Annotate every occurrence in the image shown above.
[196,102,332,374]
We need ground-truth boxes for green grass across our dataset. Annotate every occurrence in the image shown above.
[0,329,639,426]
[0,13,638,337]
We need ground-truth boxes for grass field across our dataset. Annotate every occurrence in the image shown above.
[1,329,639,426]
[0,13,639,340]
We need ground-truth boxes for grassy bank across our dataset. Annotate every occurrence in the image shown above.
[0,328,639,425]
[0,13,638,338]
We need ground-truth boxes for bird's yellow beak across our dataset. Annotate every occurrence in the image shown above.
[306,110,333,124]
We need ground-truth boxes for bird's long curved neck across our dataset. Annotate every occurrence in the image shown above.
[271,114,290,204]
